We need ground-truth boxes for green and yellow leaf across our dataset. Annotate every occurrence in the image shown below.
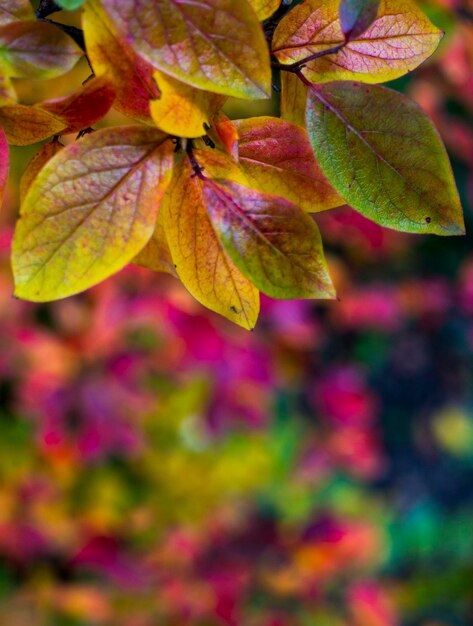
[13,127,174,300]
[306,82,464,235]
[0,20,82,79]
[100,0,272,99]
[203,179,336,299]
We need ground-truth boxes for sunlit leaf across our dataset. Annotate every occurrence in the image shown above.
[0,126,8,207]
[203,179,336,299]
[0,0,34,26]
[247,0,280,21]
[0,20,82,79]
[13,127,174,301]
[163,154,260,329]
[83,0,158,123]
[273,0,443,84]
[150,71,225,138]
[233,116,342,212]
[280,71,307,128]
[100,0,272,99]
[36,75,116,134]
[339,0,380,40]
[0,103,67,145]
[306,82,464,235]
[20,140,63,204]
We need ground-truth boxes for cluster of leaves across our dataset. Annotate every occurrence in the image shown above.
[0,0,465,328]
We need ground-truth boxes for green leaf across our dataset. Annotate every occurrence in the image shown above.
[203,179,336,300]
[306,81,464,235]
[56,0,86,9]
[13,127,174,301]
[100,0,271,99]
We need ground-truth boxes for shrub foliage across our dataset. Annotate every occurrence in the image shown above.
[0,0,464,328]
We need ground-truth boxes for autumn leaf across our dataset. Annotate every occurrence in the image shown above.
[0,20,82,79]
[100,0,271,99]
[203,179,336,299]
[306,82,464,235]
[210,112,239,161]
[36,75,116,134]
[150,71,225,138]
[13,127,174,301]
[272,0,443,84]
[280,72,307,128]
[0,0,34,26]
[0,127,8,207]
[133,208,177,277]
[163,154,260,329]
[20,140,63,204]
[83,0,158,123]
[247,0,280,21]
[233,116,342,212]
[339,0,380,41]
[0,103,67,145]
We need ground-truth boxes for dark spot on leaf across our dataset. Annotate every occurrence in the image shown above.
[425,216,431,223]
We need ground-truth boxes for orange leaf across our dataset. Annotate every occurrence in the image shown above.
[0,103,67,145]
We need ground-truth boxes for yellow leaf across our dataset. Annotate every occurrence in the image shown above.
[163,154,260,329]
[273,0,443,84]
[150,71,225,138]
[280,71,307,128]
[247,0,280,20]
[13,127,174,301]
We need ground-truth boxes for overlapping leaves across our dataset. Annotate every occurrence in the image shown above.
[0,0,466,328]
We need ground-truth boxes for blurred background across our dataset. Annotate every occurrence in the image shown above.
[0,0,473,624]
